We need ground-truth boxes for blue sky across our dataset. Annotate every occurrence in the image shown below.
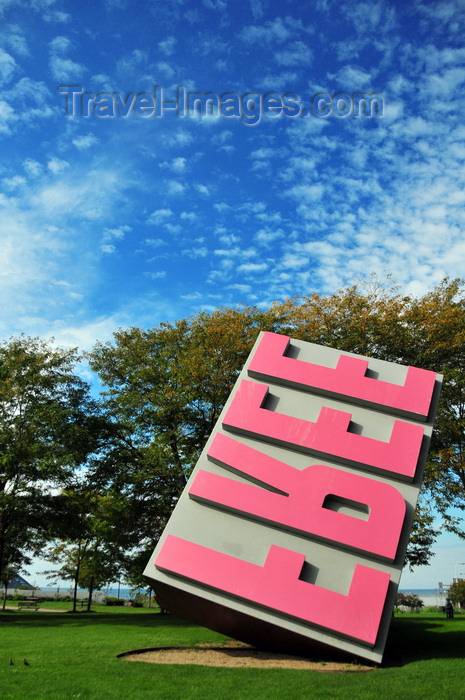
[2,0,465,589]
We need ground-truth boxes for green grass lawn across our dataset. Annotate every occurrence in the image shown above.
[1,607,464,699]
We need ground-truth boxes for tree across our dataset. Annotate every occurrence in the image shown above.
[88,278,465,573]
[447,579,465,607]
[272,278,465,550]
[87,306,278,576]
[395,592,424,611]
[44,490,119,611]
[0,335,108,586]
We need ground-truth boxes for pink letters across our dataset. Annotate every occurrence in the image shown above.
[148,332,440,659]
[248,332,436,420]
[189,433,406,561]
[155,535,391,645]
[223,379,424,481]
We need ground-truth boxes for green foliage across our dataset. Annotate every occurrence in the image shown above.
[395,592,424,611]
[447,579,465,605]
[2,278,465,587]
[86,307,279,583]
[43,489,120,611]
[0,335,108,587]
[86,277,465,574]
[105,596,125,606]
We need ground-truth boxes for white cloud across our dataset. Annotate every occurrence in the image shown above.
[250,147,275,159]
[146,208,173,225]
[50,55,86,81]
[0,1,17,16]
[23,158,43,178]
[103,225,130,240]
[47,157,70,174]
[164,223,182,235]
[240,17,293,44]
[249,0,263,19]
[285,183,324,202]
[332,64,373,87]
[182,246,208,258]
[180,211,197,222]
[228,283,251,293]
[237,262,268,273]
[101,244,116,254]
[0,78,54,133]
[0,154,142,341]
[167,130,194,147]
[255,228,284,245]
[3,28,28,56]
[214,202,230,213]
[116,49,148,77]
[49,35,71,53]
[214,246,241,257]
[276,41,312,67]
[72,134,99,150]
[156,60,174,78]
[4,78,52,125]
[342,2,396,35]
[258,71,298,90]
[424,67,465,96]
[43,10,70,23]
[0,48,16,84]
[166,180,186,196]
[218,232,240,245]
[280,252,309,269]
[32,167,126,221]
[145,238,166,247]
[49,314,127,352]
[158,36,177,56]
[160,157,187,173]
[2,174,26,189]
[0,98,14,133]
[203,0,227,10]
[180,291,202,300]
[146,270,167,280]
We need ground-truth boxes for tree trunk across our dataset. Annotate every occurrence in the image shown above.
[2,580,8,611]
[72,575,79,613]
[86,576,94,612]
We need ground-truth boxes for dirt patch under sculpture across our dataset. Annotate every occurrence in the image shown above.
[119,642,375,672]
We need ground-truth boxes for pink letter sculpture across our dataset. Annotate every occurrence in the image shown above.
[144,332,441,662]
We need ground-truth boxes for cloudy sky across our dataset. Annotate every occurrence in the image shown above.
[2,0,465,589]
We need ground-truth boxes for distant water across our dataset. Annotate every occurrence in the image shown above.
[399,588,447,604]
[37,586,145,599]
[27,586,447,605]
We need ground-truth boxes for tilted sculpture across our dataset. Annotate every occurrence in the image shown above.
[144,331,441,663]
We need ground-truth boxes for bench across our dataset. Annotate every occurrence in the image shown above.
[17,600,39,611]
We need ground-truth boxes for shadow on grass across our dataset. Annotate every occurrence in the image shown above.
[0,611,197,630]
[385,616,465,664]
[3,611,465,667]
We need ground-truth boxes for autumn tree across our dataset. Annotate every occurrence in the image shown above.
[87,307,277,580]
[447,579,465,606]
[273,277,465,563]
[88,278,465,574]
[0,335,109,585]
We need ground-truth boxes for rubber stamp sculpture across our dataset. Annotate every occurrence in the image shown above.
[144,332,441,662]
